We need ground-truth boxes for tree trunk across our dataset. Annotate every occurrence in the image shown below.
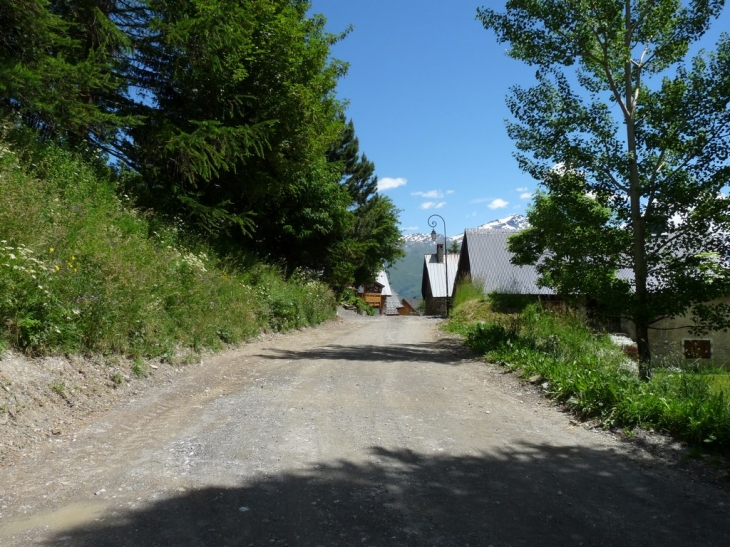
[623,1,651,380]
[636,321,651,380]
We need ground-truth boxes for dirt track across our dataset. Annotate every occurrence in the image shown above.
[1,312,729,546]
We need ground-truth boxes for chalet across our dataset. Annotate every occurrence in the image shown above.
[399,298,421,316]
[421,243,459,316]
[457,228,730,366]
[456,229,555,297]
[358,270,393,314]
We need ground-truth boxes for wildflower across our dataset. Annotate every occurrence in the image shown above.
[54,265,60,271]
[49,247,54,253]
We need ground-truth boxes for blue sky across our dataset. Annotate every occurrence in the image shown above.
[309,0,730,236]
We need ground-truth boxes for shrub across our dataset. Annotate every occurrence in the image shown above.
[450,300,730,450]
[0,129,336,357]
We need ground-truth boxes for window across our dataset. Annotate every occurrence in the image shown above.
[683,339,711,359]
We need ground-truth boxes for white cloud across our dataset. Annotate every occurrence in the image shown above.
[488,198,509,210]
[378,177,407,191]
[446,190,455,195]
[401,226,419,232]
[470,197,490,204]
[420,201,446,210]
[516,187,528,192]
[520,192,533,199]
[411,190,443,198]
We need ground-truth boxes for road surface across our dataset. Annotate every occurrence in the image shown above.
[0,313,728,546]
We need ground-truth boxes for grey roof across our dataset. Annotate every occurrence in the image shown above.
[375,270,392,296]
[384,291,403,315]
[424,253,460,298]
[460,230,555,295]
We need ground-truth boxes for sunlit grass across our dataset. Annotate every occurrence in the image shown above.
[0,129,335,357]
[448,292,730,450]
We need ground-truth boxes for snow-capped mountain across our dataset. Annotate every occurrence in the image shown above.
[401,214,529,247]
[473,214,529,232]
[391,215,529,298]
[451,214,529,245]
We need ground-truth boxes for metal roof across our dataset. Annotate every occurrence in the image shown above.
[461,230,555,295]
[424,253,460,298]
[375,270,392,296]
[384,291,403,315]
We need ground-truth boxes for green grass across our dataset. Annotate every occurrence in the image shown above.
[447,296,730,450]
[452,278,488,309]
[0,127,336,358]
[708,374,730,397]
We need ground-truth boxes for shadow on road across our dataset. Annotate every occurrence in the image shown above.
[46,442,728,546]
[256,339,475,366]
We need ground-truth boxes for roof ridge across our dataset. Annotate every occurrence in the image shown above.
[465,228,522,233]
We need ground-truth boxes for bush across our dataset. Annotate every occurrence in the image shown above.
[450,300,730,450]
[0,130,336,357]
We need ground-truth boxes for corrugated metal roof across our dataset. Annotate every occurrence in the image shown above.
[424,253,460,298]
[384,291,403,315]
[462,230,555,295]
[375,270,392,296]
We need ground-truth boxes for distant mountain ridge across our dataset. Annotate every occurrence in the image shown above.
[389,214,529,299]
[401,214,529,247]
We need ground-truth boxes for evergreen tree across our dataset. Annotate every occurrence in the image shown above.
[0,0,128,144]
[327,115,378,206]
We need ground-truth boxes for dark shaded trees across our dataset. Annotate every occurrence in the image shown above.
[1,0,403,291]
[0,0,129,144]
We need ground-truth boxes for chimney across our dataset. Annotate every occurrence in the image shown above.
[436,243,444,264]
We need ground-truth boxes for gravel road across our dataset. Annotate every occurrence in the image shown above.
[1,312,728,546]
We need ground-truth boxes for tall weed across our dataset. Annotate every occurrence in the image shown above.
[0,131,335,357]
[451,301,730,449]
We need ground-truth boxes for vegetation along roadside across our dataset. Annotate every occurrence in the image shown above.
[0,133,336,359]
[447,281,730,455]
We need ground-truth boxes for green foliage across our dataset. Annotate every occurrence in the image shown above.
[327,114,378,206]
[340,290,375,316]
[487,292,537,314]
[0,0,129,143]
[0,133,336,356]
[131,358,148,378]
[449,298,730,449]
[452,278,486,309]
[1,0,401,290]
[123,0,349,240]
[479,1,730,368]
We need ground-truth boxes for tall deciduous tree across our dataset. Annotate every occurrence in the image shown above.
[479,1,730,375]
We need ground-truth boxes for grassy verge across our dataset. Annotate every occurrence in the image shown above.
[447,281,730,450]
[0,130,335,359]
